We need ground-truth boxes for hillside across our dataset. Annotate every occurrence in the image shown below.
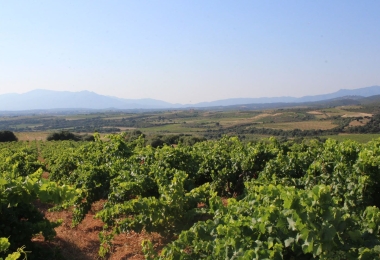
[1,86,380,111]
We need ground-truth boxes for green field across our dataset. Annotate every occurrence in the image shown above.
[260,120,338,130]
[322,134,380,143]
[1,103,379,143]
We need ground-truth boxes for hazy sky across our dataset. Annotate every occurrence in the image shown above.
[1,1,379,103]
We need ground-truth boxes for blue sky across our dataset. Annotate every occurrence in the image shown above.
[0,1,379,103]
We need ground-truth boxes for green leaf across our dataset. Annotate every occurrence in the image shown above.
[313,243,322,256]
[287,217,297,231]
[284,237,295,247]
[348,230,362,243]
[302,237,314,254]
[268,237,274,249]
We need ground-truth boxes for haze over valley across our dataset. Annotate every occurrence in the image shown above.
[1,85,380,111]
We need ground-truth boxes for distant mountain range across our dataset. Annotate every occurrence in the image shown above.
[1,86,380,111]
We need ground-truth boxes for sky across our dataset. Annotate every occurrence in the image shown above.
[0,1,379,104]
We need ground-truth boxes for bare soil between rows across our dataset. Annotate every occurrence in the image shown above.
[33,200,166,260]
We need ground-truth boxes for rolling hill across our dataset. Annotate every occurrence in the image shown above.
[1,86,380,111]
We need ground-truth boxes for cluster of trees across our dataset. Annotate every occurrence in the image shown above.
[29,116,163,131]
[0,131,18,142]
[245,126,346,137]
[149,134,206,148]
[46,131,94,141]
[0,129,205,146]
[347,114,380,133]
[0,115,157,133]
[72,126,121,133]
[201,117,354,139]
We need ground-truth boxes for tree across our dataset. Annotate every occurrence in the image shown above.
[150,138,165,148]
[47,131,80,141]
[0,131,18,142]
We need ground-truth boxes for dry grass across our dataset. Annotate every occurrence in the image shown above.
[307,109,372,119]
[342,113,372,118]
[216,113,285,127]
[250,113,283,121]
[340,105,363,110]
[307,111,324,115]
[15,132,50,141]
[348,118,371,127]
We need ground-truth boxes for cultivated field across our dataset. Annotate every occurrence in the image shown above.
[260,120,338,130]
[1,102,379,143]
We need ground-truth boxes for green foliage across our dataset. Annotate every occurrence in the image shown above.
[46,130,80,141]
[0,237,26,260]
[0,142,77,259]
[126,130,146,141]
[148,134,206,148]
[142,137,380,259]
[41,133,134,225]
[348,113,380,133]
[149,185,380,259]
[46,130,94,141]
[0,168,77,258]
[97,171,212,256]
[34,134,380,258]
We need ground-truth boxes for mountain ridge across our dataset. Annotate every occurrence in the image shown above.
[190,86,380,107]
[1,86,380,111]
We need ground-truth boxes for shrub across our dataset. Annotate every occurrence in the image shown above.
[0,131,18,142]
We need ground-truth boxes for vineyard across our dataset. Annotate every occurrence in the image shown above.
[2,134,380,259]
